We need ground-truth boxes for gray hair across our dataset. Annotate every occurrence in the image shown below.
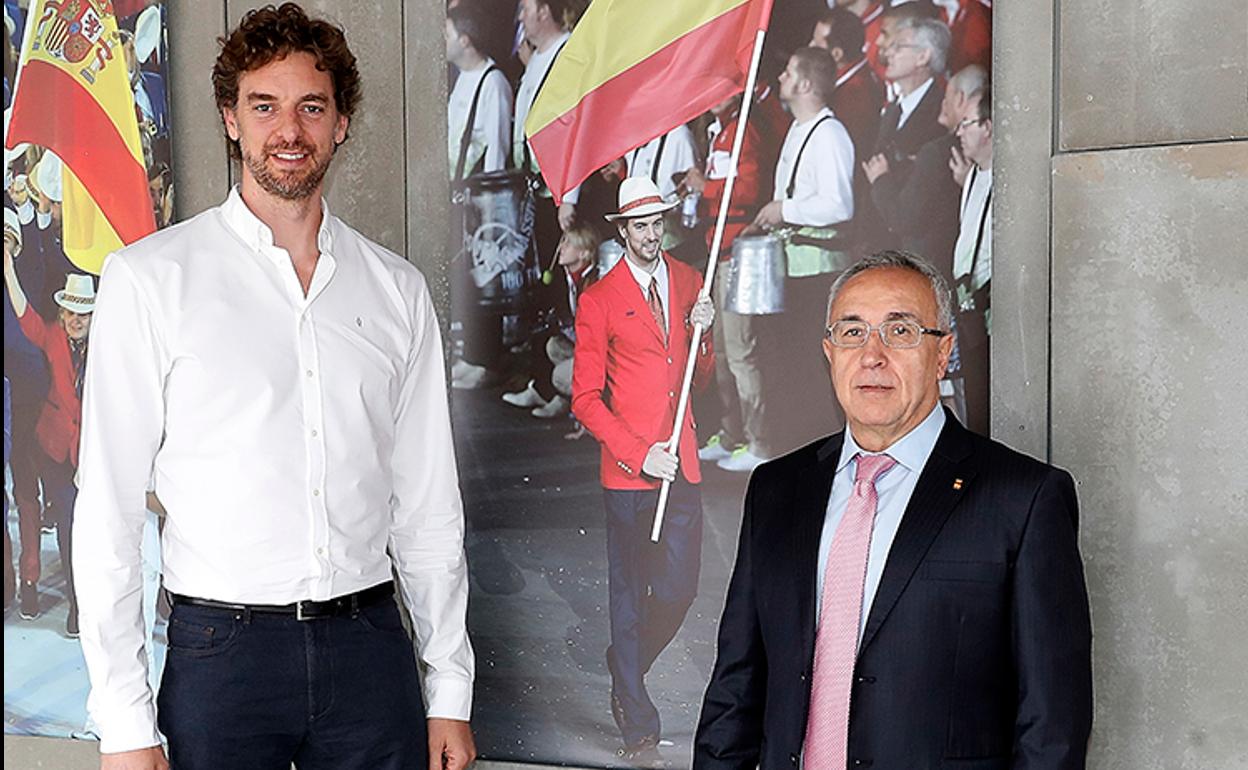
[896,16,951,76]
[948,64,988,99]
[826,250,955,331]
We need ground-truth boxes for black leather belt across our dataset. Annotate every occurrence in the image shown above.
[169,581,394,621]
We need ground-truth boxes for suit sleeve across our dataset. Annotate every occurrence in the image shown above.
[570,290,650,476]
[694,477,767,769]
[1011,468,1094,770]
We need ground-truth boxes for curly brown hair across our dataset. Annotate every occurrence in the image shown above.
[212,3,361,158]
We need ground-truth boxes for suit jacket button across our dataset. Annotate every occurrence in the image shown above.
[800,672,807,682]
[789,754,798,765]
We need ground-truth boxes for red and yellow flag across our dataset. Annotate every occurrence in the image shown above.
[6,0,156,275]
[524,0,774,205]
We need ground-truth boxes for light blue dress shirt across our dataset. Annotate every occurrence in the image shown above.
[815,404,946,643]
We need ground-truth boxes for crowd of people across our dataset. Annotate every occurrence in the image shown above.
[3,0,173,632]
[445,0,993,756]
[446,0,994,465]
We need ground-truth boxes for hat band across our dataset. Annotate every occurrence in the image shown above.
[61,294,95,305]
[618,195,664,214]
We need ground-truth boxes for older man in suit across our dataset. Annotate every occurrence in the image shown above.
[572,176,715,759]
[694,250,1092,769]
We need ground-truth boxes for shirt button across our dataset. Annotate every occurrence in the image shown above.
[305,369,314,378]
[311,429,318,437]
[312,489,320,497]
[316,547,324,555]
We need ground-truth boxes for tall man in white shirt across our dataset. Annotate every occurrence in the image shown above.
[948,84,992,433]
[748,47,855,466]
[74,6,475,770]
[446,3,512,181]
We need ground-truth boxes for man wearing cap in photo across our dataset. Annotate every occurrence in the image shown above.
[4,239,91,636]
[571,176,715,759]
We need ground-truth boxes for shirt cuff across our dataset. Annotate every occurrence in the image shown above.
[95,703,161,755]
[422,671,473,722]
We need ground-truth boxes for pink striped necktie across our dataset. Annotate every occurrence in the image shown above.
[803,452,897,768]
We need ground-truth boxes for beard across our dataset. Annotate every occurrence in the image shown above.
[242,140,333,201]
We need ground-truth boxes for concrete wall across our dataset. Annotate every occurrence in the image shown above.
[996,0,1248,768]
[8,0,1248,766]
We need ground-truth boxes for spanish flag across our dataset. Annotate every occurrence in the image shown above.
[6,0,156,275]
[525,0,774,205]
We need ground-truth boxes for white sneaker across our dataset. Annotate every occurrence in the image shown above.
[452,361,493,390]
[531,394,569,419]
[502,381,548,408]
[717,447,766,472]
[698,433,735,462]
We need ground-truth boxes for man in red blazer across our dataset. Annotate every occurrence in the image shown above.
[4,251,91,637]
[572,176,715,759]
[811,7,886,162]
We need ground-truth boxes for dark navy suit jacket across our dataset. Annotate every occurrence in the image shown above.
[694,410,1093,770]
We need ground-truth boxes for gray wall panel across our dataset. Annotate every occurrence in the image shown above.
[990,0,1054,459]
[1058,0,1248,151]
[168,0,229,219]
[1051,142,1248,769]
[225,1,408,255]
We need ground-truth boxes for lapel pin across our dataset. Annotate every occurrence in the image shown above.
[952,478,964,490]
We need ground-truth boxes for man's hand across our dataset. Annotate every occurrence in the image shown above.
[862,153,890,184]
[100,746,169,770]
[428,718,476,770]
[680,166,706,195]
[557,202,577,231]
[642,442,679,482]
[752,200,785,229]
[949,144,972,187]
[599,158,627,182]
[689,295,714,328]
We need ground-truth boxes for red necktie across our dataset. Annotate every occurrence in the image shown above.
[647,277,667,346]
[803,452,897,768]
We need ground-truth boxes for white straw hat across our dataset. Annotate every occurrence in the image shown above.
[604,177,678,222]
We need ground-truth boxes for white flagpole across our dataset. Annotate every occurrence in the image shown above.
[651,27,769,543]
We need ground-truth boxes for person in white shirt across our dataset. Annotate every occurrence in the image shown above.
[947,84,992,433]
[446,4,512,181]
[744,47,856,469]
[73,6,475,769]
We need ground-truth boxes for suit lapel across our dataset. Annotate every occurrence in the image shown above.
[606,258,666,347]
[795,433,844,664]
[858,411,978,655]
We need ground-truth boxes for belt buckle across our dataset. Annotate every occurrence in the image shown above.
[296,600,312,621]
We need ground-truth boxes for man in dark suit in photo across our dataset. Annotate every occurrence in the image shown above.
[694,251,1093,769]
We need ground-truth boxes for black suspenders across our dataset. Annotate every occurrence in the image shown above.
[454,64,500,182]
[786,115,833,198]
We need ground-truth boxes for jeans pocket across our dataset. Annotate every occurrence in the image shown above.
[167,608,243,657]
[355,600,409,637]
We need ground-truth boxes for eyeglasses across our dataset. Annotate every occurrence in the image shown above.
[957,117,987,130]
[825,319,948,349]
[883,42,923,53]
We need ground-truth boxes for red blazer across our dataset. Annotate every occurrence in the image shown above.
[861,2,887,82]
[18,306,82,467]
[949,0,992,73]
[572,254,714,490]
[703,113,765,260]
[832,58,886,161]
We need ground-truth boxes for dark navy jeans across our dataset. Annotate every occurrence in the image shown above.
[603,479,703,746]
[157,593,427,769]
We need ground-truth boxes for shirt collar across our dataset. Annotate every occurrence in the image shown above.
[793,106,835,131]
[624,252,668,294]
[221,186,334,261]
[898,77,934,121]
[835,57,869,89]
[837,403,946,474]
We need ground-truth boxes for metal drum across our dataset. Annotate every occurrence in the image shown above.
[725,233,786,314]
[457,170,538,309]
[597,237,626,278]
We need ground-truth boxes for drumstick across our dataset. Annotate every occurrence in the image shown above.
[541,242,560,285]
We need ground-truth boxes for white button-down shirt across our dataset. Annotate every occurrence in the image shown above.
[513,31,579,204]
[74,188,474,753]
